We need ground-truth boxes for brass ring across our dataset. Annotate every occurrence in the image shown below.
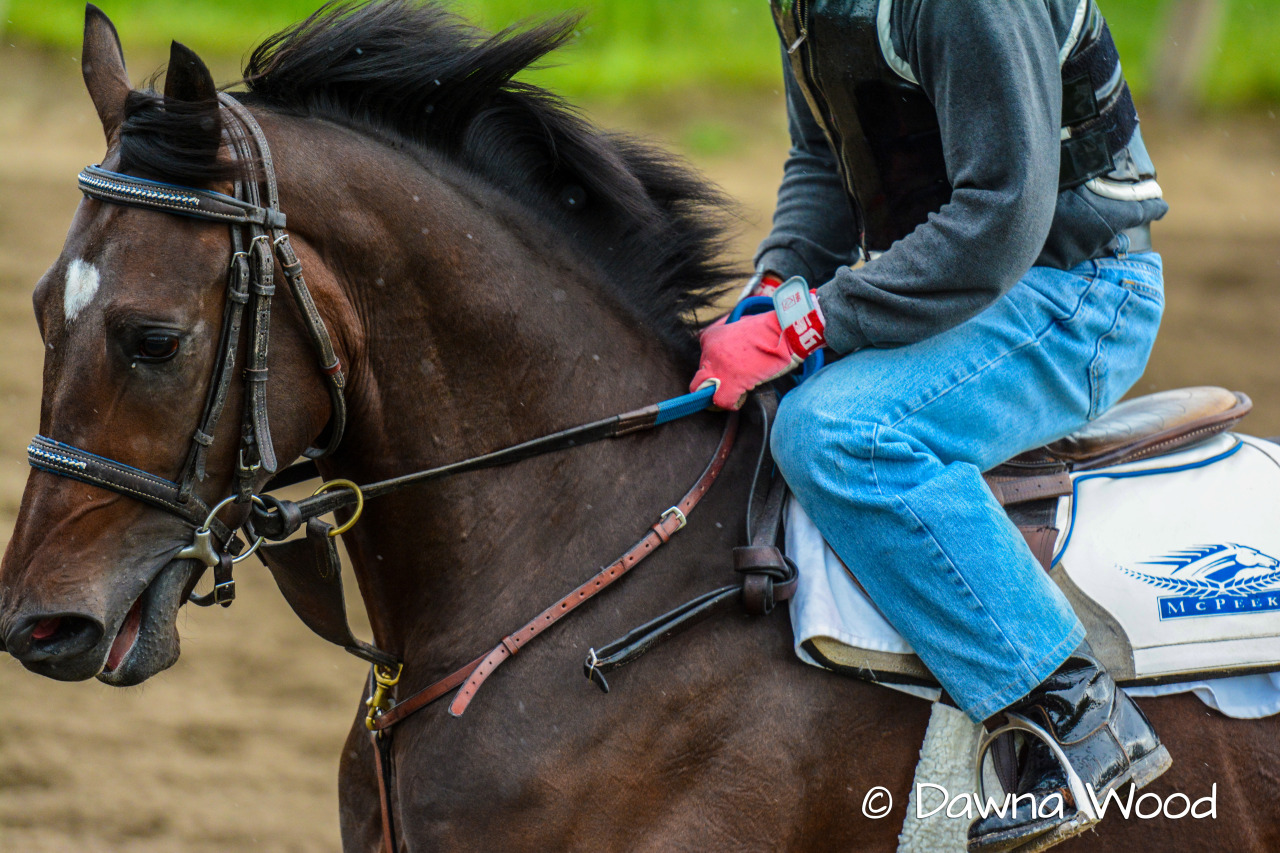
[311,479,364,537]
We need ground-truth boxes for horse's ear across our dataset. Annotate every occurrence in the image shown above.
[164,41,217,104]
[82,4,130,143]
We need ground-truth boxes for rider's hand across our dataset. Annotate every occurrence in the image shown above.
[690,277,826,411]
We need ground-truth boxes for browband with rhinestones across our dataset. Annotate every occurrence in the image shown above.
[77,164,286,228]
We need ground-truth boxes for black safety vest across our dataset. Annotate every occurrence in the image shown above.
[771,0,1153,254]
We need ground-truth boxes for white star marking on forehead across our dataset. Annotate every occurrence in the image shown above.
[64,258,100,324]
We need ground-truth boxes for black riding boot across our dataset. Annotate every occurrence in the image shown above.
[966,641,1171,853]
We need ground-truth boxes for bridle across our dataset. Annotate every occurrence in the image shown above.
[29,93,348,604]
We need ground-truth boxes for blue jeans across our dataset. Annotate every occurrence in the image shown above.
[772,253,1164,721]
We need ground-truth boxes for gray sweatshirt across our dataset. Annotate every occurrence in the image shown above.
[755,0,1168,354]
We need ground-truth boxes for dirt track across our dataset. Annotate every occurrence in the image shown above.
[0,44,1278,852]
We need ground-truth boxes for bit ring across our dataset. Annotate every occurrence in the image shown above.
[311,479,364,537]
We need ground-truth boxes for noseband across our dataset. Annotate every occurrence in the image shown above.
[27,93,348,603]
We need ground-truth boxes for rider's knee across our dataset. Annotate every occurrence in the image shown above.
[772,385,881,489]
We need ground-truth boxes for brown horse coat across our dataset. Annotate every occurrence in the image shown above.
[0,4,1276,851]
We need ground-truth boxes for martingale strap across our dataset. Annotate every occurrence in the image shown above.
[582,393,797,693]
[369,409,740,728]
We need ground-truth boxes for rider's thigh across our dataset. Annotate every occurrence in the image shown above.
[774,255,1162,472]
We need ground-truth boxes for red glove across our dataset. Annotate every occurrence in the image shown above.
[690,277,826,410]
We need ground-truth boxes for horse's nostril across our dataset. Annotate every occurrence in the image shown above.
[8,612,104,662]
[31,617,62,640]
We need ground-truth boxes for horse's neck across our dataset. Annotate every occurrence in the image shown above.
[278,121,729,657]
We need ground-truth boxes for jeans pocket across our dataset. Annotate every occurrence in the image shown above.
[1087,283,1164,419]
[1005,269,1096,343]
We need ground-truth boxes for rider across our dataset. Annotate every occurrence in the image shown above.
[691,0,1169,849]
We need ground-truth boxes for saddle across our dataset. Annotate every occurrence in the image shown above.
[800,386,1279,689]
[987,386,1252,568]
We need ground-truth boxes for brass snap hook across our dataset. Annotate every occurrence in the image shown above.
[311,478,365,537]
[365,662,403,732]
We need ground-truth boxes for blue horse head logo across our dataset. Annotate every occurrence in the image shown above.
[1122,544,1280,599]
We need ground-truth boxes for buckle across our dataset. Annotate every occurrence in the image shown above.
[212,579,236,607]
[583,648,611,694]
[238,448,262,476]
[659,506,687,532]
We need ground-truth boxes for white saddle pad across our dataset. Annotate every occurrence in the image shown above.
[786,432,1280,719]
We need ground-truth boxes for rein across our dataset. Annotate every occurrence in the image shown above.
[249,385,720,538]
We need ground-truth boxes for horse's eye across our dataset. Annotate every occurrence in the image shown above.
[136,333,179,362]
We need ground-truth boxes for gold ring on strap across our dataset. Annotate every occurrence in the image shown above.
[311,479,364,537]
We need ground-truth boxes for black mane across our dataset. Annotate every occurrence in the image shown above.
[118,0,738,359]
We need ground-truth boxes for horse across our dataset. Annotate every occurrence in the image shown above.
[1,2,1276,850]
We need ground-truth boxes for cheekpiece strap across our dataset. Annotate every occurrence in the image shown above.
[78,164,286,229]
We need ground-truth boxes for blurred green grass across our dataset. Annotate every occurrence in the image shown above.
[2,0,1277,106]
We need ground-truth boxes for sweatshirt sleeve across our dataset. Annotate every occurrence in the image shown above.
[813,0,1063,354]
[753,48,862,286]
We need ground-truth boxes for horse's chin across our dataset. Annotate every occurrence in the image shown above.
[95,559,196,687]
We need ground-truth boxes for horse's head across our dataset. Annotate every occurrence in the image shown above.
[1228,545,1280,571]
[0,7,335,685]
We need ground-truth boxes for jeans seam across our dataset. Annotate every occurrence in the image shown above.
[1118,278,1163,301]
[1088,289,1132,419]
[1031,271,1099,332]
[1056,274,1099,325]
[869,423,885,497]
